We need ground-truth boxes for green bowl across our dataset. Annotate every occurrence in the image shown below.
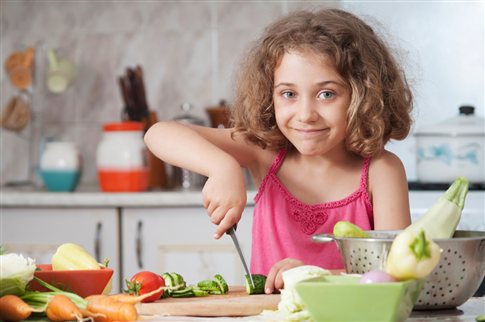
[295,275,424,322]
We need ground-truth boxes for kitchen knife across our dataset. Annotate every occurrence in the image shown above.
[227,225,255,288]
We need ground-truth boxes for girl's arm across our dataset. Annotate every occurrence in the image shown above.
[369,150,411,230]
[144,121,260,238]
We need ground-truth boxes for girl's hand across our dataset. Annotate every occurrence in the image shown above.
[202,164,247,239]
[265,258,304,294]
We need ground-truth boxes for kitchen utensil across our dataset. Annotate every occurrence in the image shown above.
[227,226,254,288]
[295,275,423,322]
[138,285,279,317]
[312,230,485,310]
[39,141,82,192]
[0,92,31,131]
[170,103,207,189]
[4,47,34,89]
[29,264,113,298]
[415,105,485,184]
[47,48,76,94]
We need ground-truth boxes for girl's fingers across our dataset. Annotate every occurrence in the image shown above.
[214,208,240,239]
[265,262,282,294]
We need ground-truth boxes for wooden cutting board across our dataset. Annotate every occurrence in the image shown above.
[137,286,280,317]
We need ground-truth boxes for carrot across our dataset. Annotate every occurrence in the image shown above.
[0,294,43,321]
[87,296,138,322]
[109,285,165,304]
[46,294,84,322]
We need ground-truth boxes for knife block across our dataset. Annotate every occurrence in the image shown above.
[143,111,168,190]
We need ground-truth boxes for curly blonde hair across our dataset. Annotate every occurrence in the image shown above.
[230,8,413,158]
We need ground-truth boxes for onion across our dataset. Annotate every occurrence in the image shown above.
[360,270,397,284]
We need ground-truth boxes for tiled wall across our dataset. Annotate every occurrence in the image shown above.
[1,1,482,187]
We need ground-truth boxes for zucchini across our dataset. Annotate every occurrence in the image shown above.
[245,274,267,295]
[406,176,469,238]
[213,274,229,293]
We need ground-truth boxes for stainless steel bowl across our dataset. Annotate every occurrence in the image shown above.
[312,230,485,310]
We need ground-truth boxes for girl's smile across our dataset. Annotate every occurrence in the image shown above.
[273,49,351,156]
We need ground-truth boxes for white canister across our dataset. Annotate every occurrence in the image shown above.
[415,106,485,183]
[96,122,148,192]
[39,141,81,191]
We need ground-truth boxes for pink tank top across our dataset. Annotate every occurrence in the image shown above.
[250,149,373,274]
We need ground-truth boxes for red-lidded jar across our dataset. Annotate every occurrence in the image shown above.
[96,121,148,192]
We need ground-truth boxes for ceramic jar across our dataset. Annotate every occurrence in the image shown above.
[96,121,148,192]
[415,106,485,183]
[39,141,81,192]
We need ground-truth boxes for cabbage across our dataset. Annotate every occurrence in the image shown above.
[0,253,36,296]
[260,265,330,322]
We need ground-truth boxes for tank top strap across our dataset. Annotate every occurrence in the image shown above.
[254,148,286,203]
[268,148,287,175]
[359,158,371,190]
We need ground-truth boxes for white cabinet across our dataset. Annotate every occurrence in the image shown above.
[409,191,485,231]
[0,208,121,292]
[121,206,254,286]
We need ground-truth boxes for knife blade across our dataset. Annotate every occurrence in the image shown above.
[227,225,255,288]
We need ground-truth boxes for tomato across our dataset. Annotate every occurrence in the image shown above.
[126,271,165,303]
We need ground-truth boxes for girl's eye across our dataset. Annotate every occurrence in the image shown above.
[318,91,335,100]
[282,91,296,99]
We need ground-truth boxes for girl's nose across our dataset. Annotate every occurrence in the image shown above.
[297,98,318,122]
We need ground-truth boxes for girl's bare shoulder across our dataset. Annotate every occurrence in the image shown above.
[368,150,407,187]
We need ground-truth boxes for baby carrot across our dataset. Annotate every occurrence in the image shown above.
[0,294,42,321]
[46,294,83,322]
[87,295,138,322]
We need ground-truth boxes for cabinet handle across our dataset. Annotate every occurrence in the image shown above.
[95,222,102,263]
[136,220,143,269]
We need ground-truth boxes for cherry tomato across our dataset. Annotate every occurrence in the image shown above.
[126,271,165,302]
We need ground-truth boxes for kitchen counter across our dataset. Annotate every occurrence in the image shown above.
[138,297,485,321]
[0,184,258,207]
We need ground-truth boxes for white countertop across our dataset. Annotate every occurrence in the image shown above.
[0,184,258,208]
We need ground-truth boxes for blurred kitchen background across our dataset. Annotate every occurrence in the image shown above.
[1,0,483,186]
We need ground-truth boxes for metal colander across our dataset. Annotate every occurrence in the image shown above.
[312,230,485,310]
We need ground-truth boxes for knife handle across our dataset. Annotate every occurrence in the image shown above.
[226,224,238,235]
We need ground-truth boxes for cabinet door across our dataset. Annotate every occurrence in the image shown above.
[0,208,121,293]
[122,207,254,286]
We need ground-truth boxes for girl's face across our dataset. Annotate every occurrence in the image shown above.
[273,49,351,156]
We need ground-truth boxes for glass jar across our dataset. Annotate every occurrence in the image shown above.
[39,141,81,192]
[96,121,148,192]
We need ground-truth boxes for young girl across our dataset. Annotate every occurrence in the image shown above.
[145,8,413,294]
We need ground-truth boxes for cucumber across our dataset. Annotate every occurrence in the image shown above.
[245,274,267,295]
[170,272,186,289]
[476,315,485,322]
[170,286,194,298]
[213,274,229,294]
[192,287,209,297]
[197,279,220,292]
[161,272,175,295]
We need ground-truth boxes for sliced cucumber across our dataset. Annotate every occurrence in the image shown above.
[476,315,485,322]
[170,286,194,298]
[197,279,220,292]
[170,272,186,288]
[161,272,175,295]
[192,287,209,297]
[213,274,229,293]
[245,274,267,295]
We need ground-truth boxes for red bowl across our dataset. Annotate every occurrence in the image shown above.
[29,264,113,297]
